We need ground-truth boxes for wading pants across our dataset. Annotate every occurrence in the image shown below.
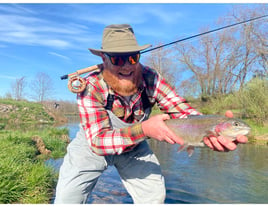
[54,111,165,204]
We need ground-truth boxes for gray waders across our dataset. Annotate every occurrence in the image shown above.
[54,93,165,204]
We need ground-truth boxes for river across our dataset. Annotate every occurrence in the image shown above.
[46,120,268,204]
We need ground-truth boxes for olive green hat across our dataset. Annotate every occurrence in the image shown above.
[89,24,151,56]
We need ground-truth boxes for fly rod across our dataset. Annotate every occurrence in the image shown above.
[61,14,268,93]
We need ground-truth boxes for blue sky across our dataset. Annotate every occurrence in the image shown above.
[0,3,265,101]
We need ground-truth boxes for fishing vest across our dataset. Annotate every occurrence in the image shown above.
[104,71,152,122]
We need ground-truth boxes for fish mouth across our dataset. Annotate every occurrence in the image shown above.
[220,127,251,138]
[230,129,251,138]
[237,126,251,135]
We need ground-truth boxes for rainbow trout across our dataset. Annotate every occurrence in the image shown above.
[164,115,251,156]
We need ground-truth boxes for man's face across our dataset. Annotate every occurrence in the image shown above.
[101,52,142,96]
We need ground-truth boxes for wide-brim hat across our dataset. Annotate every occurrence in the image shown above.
[89,24,151,56]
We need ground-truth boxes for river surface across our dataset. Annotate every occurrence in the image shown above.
[47,120,268,204]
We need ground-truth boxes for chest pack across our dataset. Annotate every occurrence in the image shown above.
[105,88,151,113]
[105,71,152,113]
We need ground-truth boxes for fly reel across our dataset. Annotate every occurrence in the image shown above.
[68,75,87,93]
[61,64,102,93]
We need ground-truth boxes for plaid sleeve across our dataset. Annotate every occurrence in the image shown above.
[146,67,201,118]
[77,80,146,156]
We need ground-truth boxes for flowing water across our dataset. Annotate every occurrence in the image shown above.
[47,120,268,204]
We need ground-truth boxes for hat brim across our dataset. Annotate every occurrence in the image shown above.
[89,44,151,56]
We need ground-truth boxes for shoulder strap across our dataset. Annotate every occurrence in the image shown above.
[141,88,151,111]
[105,94,115,110]
[141,71,152,111]
[104,91,151,111]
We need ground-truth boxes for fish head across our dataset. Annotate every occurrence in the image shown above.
[215,118,251,140]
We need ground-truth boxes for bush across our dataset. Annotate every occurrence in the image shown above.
[198,78,268,126]
[237,78,268,126]
[199,94,238,115]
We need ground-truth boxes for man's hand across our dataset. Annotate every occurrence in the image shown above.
[142,114,184,145]
[203,110,248,152]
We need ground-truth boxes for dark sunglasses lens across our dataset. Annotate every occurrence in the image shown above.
[128,53,140,65]
[107,53,140,66]
[110,56,125,66]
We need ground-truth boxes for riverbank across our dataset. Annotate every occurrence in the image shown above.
[0,98,267,203]
[0,126,70,203]
[0,99,69,203]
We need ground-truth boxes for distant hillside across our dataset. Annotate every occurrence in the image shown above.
[0,99,67,129]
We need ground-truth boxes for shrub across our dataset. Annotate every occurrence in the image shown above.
[236,78,268,126]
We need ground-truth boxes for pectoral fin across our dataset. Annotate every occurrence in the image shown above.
[205,130,217,137]
[186,146,195,157]
[177,144,195,157]
[177,144,188,153]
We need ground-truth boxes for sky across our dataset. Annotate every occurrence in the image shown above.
[0,2,266,101]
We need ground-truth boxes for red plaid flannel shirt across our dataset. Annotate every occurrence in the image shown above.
[77,65,201,155]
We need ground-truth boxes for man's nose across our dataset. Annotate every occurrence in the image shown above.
[121,60,133,68]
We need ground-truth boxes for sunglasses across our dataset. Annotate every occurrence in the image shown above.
[104,52,140,66]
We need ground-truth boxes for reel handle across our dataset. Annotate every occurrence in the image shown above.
[60,64,103,80]
[60,74,69,80]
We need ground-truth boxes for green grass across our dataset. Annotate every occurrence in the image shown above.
[0,99,54,125]
[247,121,268,135]
[0,98,70,203]
[0,127,69,203]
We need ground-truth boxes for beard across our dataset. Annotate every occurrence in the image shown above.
[102,65,142,97]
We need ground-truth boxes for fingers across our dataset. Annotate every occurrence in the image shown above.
[236,135,248,143]
[163,135,176,144]
[204,136,226,151]
[160,114,184,145]
[161,114,171,121]
[203,136,237,152]
[163,125,184,145]
[142,114,183,145]
[203,137,214,149]
[217,136,236,151]
[169,132,184,145]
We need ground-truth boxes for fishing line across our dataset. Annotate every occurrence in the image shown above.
[141,14,268,54]
[62,14,268,93]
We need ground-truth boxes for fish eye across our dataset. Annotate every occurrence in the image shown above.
[233,121,240,126]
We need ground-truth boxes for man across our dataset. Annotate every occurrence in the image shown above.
[54,24,247,204]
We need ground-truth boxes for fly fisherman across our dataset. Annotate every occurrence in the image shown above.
[54,24,248,204]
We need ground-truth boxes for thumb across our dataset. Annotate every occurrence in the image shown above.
[225,110,233,118]
[161,114,171,121]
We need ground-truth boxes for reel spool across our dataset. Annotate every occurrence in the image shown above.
[68,75,87,93]
[61,64,102,93]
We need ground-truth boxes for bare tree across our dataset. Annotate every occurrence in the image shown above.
[227,5,267,90]
[143,43,177,88]
[174,4,267,98]
[30,72,54,102]
[11,76,27,100]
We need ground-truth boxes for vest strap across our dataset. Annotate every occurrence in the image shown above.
[105,94,115,110]
[105,90,151,111]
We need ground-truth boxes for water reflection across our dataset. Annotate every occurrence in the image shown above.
[48,121,268,204]
[153,141,268,204]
